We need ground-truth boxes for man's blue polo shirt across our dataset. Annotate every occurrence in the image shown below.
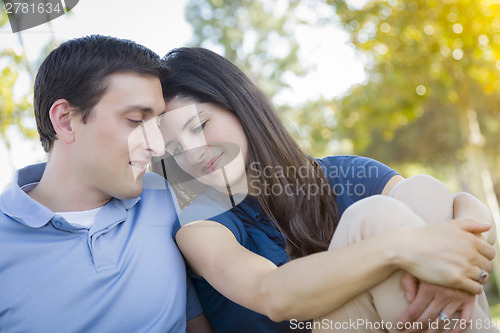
[0,163,202,332]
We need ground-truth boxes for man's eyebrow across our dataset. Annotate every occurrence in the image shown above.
[123,105,166,116]
[124,105,154,113]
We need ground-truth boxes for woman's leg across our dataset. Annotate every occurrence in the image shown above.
[313,175,496,332]
[389,176,492,319]
[313,195,425,333]
[453,191,496,245]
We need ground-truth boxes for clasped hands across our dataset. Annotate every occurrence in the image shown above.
[396,272,481,333]
[395,218,494,333]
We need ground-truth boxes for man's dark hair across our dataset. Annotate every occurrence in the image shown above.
[34,34,168,152]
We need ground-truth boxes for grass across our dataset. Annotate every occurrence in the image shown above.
[490,303,500,322]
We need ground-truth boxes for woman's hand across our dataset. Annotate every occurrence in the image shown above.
[395,218,495,295]
[396,272,475,333]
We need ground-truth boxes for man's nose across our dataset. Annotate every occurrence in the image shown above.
[142,118,165,157]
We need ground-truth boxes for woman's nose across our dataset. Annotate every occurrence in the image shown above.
[176,127,207,163]
[184,144,208,165]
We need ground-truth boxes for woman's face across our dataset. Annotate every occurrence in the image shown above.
[161,97,249,194]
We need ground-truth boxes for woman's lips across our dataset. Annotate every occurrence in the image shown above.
[201,153,223,174]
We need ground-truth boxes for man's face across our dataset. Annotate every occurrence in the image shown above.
[72,72,165,201]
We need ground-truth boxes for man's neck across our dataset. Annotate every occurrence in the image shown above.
[28,159,111,212]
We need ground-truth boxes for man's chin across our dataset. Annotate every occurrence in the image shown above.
[114,183,144,200]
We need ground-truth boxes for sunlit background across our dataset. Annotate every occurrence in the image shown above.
[2,0,500,311]
[0,0,365,191]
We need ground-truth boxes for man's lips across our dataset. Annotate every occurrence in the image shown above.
[201,153,223,174]
[129,160,148,171]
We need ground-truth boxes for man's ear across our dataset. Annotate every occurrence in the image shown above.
[49,99,77,144]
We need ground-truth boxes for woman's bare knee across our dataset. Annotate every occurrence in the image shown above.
[454,192,496,244]
[389,175,453,224]
[330,195,424,248]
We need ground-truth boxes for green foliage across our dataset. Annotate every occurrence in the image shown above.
[185,0,307,97]
[329,0,500,174]
[0,9,8,26]
[281,98,343,157]
[0,12,37,149]
[0,49,36,148]
[184,0,343,157]
[183,0,500,175]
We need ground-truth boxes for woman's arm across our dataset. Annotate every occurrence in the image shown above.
[381,174,405,195]
[177,220,400,322]
[176,215,493,321]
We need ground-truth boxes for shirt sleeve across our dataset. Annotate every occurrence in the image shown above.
[317,155,399,216]
[172,191,247,245]
[186,275,204,320]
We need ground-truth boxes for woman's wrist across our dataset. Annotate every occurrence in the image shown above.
[381,227,414,272]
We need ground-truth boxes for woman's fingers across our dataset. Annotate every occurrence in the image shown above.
[457,277,483,296]
[436,222,493,290]
[454,219,495,260]
[397,278,478,333]
[452,300,475,333]
[425,290,474,333]
[476,239,496,261]
[467,266,490,285]
[397,277,435,331]
[410,297,444,333]
[432,303,461,333]
[400,219,495,294]
[455,218,491,234]
[478,269,490,285]
[454,219,495,259]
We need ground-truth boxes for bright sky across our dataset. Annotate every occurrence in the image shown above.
[0,0,365,191]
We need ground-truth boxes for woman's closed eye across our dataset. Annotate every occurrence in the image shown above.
[192,120,208,134]
[165,120,209,156]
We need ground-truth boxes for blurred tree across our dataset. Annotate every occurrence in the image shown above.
[0,11,37,173]
[0,7,61,179]
[329,0,500,288]
[185,0,344,155]
[185,0,307,98]
[184,0,500,220]
[282,98,345,156]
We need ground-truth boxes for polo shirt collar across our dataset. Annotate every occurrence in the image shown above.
[0,163,141,228]
[0,163,53,228]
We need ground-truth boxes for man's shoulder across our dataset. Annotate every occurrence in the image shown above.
[138,172,175,205]
[0,207,31,250]
[0,210,15,228]
[133,172,178,224]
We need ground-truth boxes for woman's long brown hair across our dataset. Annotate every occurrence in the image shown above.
[159,47,339,259]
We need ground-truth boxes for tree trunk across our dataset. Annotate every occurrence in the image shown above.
[460,108,500,294]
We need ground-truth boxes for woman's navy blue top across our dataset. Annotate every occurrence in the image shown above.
[174,155,398,332]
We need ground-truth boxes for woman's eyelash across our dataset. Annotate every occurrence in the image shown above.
[193,120,208,133]
[128,119,143,124]
[168,120,209,156]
